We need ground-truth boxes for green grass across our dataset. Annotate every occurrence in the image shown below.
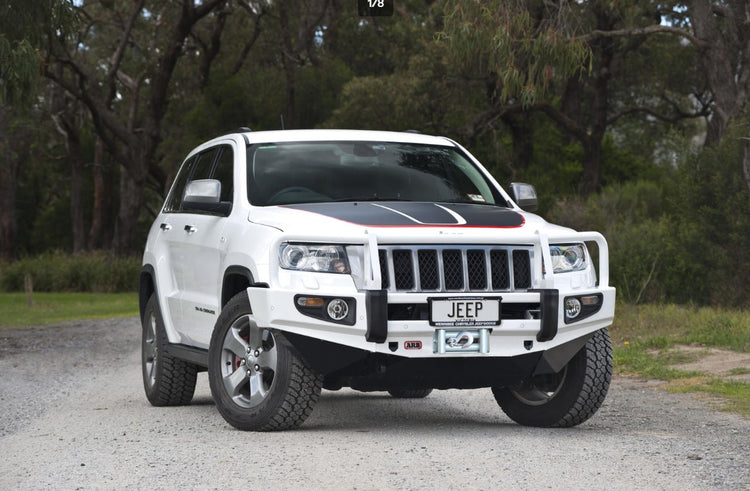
[668,378,750,416]
[611,303,750,417]
[0,292,138,328]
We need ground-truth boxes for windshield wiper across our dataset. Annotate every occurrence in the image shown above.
[328,196,413,202]
[437,199,507,207]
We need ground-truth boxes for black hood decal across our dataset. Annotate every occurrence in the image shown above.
[282,202,525,228]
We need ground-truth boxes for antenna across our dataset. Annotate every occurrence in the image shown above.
[280,114,285,130]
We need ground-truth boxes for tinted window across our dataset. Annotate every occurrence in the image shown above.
[213,145,234,203]
[164,155,196,212]
[191,147,219,181]
[246,142,502,206]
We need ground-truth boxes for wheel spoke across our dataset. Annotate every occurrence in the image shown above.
[143,341,156,360]
[147,358,156,382]
[257,347,277,371]
[143,330,156,359]
[246,320,264,349]
[223,366,247,398]
[224,326,249,358]
[248,372,268,406]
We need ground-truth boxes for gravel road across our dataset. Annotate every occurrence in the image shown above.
[1,317,748,490]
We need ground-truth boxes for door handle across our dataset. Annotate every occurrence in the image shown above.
[184,225,197,234]
[160,223,172,231]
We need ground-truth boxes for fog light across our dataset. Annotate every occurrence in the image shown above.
[565,297,582,319]
[326,298,349,321]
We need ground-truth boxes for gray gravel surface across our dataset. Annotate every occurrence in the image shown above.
[1,317,748,490]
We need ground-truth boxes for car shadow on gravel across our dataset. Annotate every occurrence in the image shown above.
[301,389,517,432]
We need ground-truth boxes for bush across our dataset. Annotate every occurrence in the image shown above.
[0,251,140,293]
[548,181,669,303]
[546,132,750,306]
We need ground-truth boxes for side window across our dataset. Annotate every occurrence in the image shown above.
[164,155,196,213]
[213,145,234,203]
[190,147,219,181]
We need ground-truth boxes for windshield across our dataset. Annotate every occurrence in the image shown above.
[247,141,504,206]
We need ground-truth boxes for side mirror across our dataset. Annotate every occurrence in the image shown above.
[509,182,538,212]
[182,179,231,215]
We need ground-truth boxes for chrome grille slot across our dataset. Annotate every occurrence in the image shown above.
[378,245,533,293]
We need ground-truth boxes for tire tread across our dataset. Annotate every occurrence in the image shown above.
[142,295,198,407]
[492,328,613,428]
[553,328,613,427]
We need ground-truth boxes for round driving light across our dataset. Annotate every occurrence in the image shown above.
[326,299,349,321]
[565,297,582,320]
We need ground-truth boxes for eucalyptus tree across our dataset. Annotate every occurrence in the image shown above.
[439,0,708,194]
[0,0,77,259]
[45,0,227,254]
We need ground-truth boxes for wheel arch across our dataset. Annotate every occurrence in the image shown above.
[139,264,157,322]
[221,266,258,308]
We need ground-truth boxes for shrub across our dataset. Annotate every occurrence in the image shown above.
[0,251,140,293]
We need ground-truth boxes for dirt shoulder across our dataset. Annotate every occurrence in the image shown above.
[668,345,750,382]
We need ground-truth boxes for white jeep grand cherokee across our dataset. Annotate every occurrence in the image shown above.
[140,129,615,431]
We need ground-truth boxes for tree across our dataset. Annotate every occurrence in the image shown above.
[0,0,77,259]
[439,0,710,194]
[682,1,750,146]
[44,0,227,253]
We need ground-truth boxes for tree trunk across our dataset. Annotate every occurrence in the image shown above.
[689,0,743,146]
[501,112,534,172]
[581,138,602,195]
[743,139,750,193]
[0,159,19,261]
[0,105,22,261]
[88,136,107,249]
[279,0,297,128]
[113,168,145,255]
[68,131,86,254]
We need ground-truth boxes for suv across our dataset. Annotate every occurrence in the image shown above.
[139,129,615,431]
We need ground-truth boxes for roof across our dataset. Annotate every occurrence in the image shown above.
[239,129,455,147]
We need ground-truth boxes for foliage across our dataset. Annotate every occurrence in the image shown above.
[0,0,77,102]
[547,121,750,306]
[437,0,590,106]
[0,251,140,293]
[1,0,749,306]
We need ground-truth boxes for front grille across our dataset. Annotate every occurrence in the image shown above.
[378,245,533,293]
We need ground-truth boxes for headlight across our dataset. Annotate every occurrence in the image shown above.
[279,243,350,273]
[549,244,587,273]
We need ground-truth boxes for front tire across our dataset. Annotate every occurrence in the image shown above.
[141,294,198,406]
[492,328,612,427]
[208,292,323,431]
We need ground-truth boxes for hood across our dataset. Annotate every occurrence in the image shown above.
[248,201,551,235]
[283,202,526,228]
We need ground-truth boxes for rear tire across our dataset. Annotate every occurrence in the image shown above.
[492,328,612,427]
[141,294,197,406]
[387,388,433,399]
[208,292,323,431]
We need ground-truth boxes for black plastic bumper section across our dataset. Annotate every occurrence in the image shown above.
[530,288,559,342]
[365,289,388,343]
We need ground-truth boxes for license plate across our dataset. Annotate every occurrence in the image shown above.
[428,297,501,327]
